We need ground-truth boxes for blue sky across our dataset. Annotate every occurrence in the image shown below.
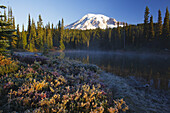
[1,0,170,29]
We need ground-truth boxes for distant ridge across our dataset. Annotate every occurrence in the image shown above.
[65,13,124,30]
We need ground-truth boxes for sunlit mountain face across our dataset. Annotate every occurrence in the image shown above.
[65,13,124,30]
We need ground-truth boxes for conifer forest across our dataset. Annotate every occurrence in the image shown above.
[1,6,170,53]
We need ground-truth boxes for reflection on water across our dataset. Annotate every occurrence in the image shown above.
[55,51,170,90]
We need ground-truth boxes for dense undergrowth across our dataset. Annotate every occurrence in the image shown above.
[0,54,128,112]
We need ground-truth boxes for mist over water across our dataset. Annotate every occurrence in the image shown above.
[55,50,170,90]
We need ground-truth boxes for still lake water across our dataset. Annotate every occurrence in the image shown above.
[55,50,170,90]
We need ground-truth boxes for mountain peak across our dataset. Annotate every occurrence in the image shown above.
[84,13,108,18]
[65,13,124,30]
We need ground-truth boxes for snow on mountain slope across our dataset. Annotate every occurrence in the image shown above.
[65,14,124,30]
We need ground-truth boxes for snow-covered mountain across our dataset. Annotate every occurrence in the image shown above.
[65,14,124,30]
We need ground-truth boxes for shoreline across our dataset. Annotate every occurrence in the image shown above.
[60,49,170,58]
[13,48,170,57]
[11,53,170,113]
[99,72,170,113]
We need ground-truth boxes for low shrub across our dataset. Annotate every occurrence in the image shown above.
[0,55,19,75]
[0,56,128,112]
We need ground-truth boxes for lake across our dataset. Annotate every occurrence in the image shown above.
[54,50,170,90]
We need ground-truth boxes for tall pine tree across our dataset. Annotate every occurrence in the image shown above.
[7,8,17,49]
[59,18,65,50]
[28,14,31,35]
[27,14,31,47]
[162,7,169,39]
[21,24,27,49]
[29,18,36,52]
[16,24,20,48]
[149,15,155,40]
[144,6,150,41]
[46,22,53,48]
[162,7,170,49]
[37,15,43,49]
[157,9,162,39]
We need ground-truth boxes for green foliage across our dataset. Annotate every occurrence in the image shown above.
[162,7,169,39]
[21,25,27,49]
[43,27,47,46]
[59,38,65,50]
[156,9,162,39]
[42,44,49,55]
[47,23,53,49]
[28,19,36,52]
[149,15,155,40]
[0,40,9,55]
[27,14,31,34]
[59,19,65,50]
[11,17,17,49]
[16,24,21,48]
[0,55,19,75]
[144,6,150,40]
[28,34,33,52]
[37,15,44,49]
[162,7,170,49]
[0,5,15,55]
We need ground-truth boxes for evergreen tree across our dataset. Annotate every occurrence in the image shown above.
[5,7,17,53]
[0,5,15,55]
[37,15,43,49]
[162,7,170,49]
[51,23,54,36]
[28,14,31,34]
[7,7,12,24]
[58,20,61,32]
[128,25,132,46]
[28,18,36,52]
[27,14,31,47]
[16,24,20,48]
[108,28,112,42]
[4,9,7,22]
[157,9,162,39]
[12,17,15,29]
[11,17,17,48]
[56,20,61,47]
[59,18,65,50]
[117,22,121,39]
[144,6,150,40]
[46,22,53,48]
[162,7,169,39]
[51,23,54,46]
[149,15,155,40]
[125,23,129,47]
[21,24,27,49]
[117,22,121,48]
[53,23,59,47]
[47,28,53,48]
[7,7,17,49]
[46,23,50,47]
[43,27,47,45]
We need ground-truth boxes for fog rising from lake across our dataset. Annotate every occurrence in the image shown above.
[54,50,170,90]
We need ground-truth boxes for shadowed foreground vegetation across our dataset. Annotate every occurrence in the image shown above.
[0,54,128,112]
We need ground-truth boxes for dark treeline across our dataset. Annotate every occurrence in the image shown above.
[63,6,170,51]
[1,6,170,53]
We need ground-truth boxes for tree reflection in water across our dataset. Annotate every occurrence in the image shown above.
[56,51,170,90]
